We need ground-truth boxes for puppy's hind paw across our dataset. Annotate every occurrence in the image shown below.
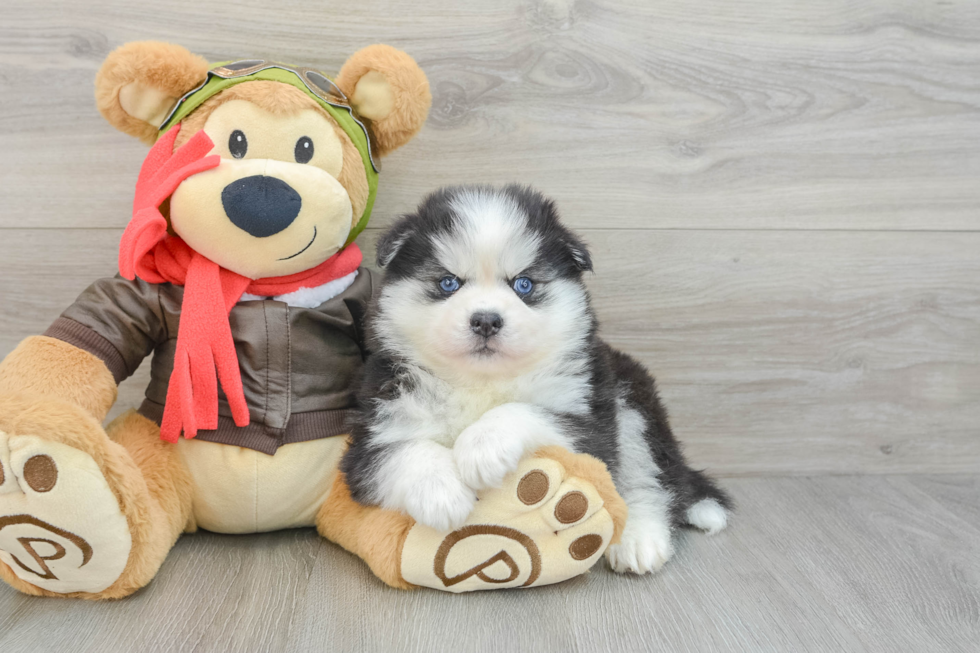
[606,519,674,575]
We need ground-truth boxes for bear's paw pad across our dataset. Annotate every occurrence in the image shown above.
[400,454,614,592]
[0,432,131,594]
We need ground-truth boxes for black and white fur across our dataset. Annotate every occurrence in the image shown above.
[342,185,731,574]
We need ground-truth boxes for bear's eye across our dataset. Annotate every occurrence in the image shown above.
[294,136,314,164]
[229,130,247,159]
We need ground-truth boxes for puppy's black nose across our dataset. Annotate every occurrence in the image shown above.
[470,312,503,338]
[221,175,302,238]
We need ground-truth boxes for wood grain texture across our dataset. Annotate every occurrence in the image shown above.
[1,0,979,474]
[1,475,977,653]
[0,0,979,231]
[1,228,976,474]
[586,228,980,475]
[904,474,980,527]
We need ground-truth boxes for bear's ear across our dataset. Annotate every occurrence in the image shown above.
[336,45,431,158]
[95,41,209,144]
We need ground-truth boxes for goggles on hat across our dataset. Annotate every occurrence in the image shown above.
[158,59,379,172]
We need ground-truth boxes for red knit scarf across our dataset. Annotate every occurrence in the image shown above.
[119,125,362,442]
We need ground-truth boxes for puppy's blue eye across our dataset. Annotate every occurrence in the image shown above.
[513,277,533,295]
[439,276,460,293]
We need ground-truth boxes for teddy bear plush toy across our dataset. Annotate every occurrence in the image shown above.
[0,41,626,599]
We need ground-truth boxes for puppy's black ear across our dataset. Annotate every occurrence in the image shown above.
[566,233,593,272]
[376,215,415,268]
[532,189,593,273]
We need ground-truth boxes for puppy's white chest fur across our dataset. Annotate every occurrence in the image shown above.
[419,378,523,447]
[421,364,591,446]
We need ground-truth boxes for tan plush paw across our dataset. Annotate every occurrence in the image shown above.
[0,431,131,594]
[399,449,623,592]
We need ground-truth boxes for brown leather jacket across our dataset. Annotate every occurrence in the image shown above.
[44,268,375,455]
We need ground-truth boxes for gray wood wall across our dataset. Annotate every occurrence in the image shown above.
[1,0,978,475]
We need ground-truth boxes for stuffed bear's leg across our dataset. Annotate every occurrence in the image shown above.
[317,446,627,592]
[316,470,416,589]
[0,404,192,599]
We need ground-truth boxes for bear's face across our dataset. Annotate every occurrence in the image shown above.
[95,42,431,279]
[169,87,365,278]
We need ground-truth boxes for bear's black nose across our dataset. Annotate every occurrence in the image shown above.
[221,175,302,238]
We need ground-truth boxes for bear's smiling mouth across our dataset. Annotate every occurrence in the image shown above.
[278,226,318,261]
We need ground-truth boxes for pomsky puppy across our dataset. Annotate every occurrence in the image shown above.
[342,185,730,574]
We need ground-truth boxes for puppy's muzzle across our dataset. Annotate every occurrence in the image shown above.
[221,175,302,238]
[470,312,503,338]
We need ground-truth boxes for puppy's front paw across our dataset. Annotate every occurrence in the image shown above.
[402,468,476,532]
[454,422,526,491]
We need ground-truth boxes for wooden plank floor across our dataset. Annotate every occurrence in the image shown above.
[0,475,977,653]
